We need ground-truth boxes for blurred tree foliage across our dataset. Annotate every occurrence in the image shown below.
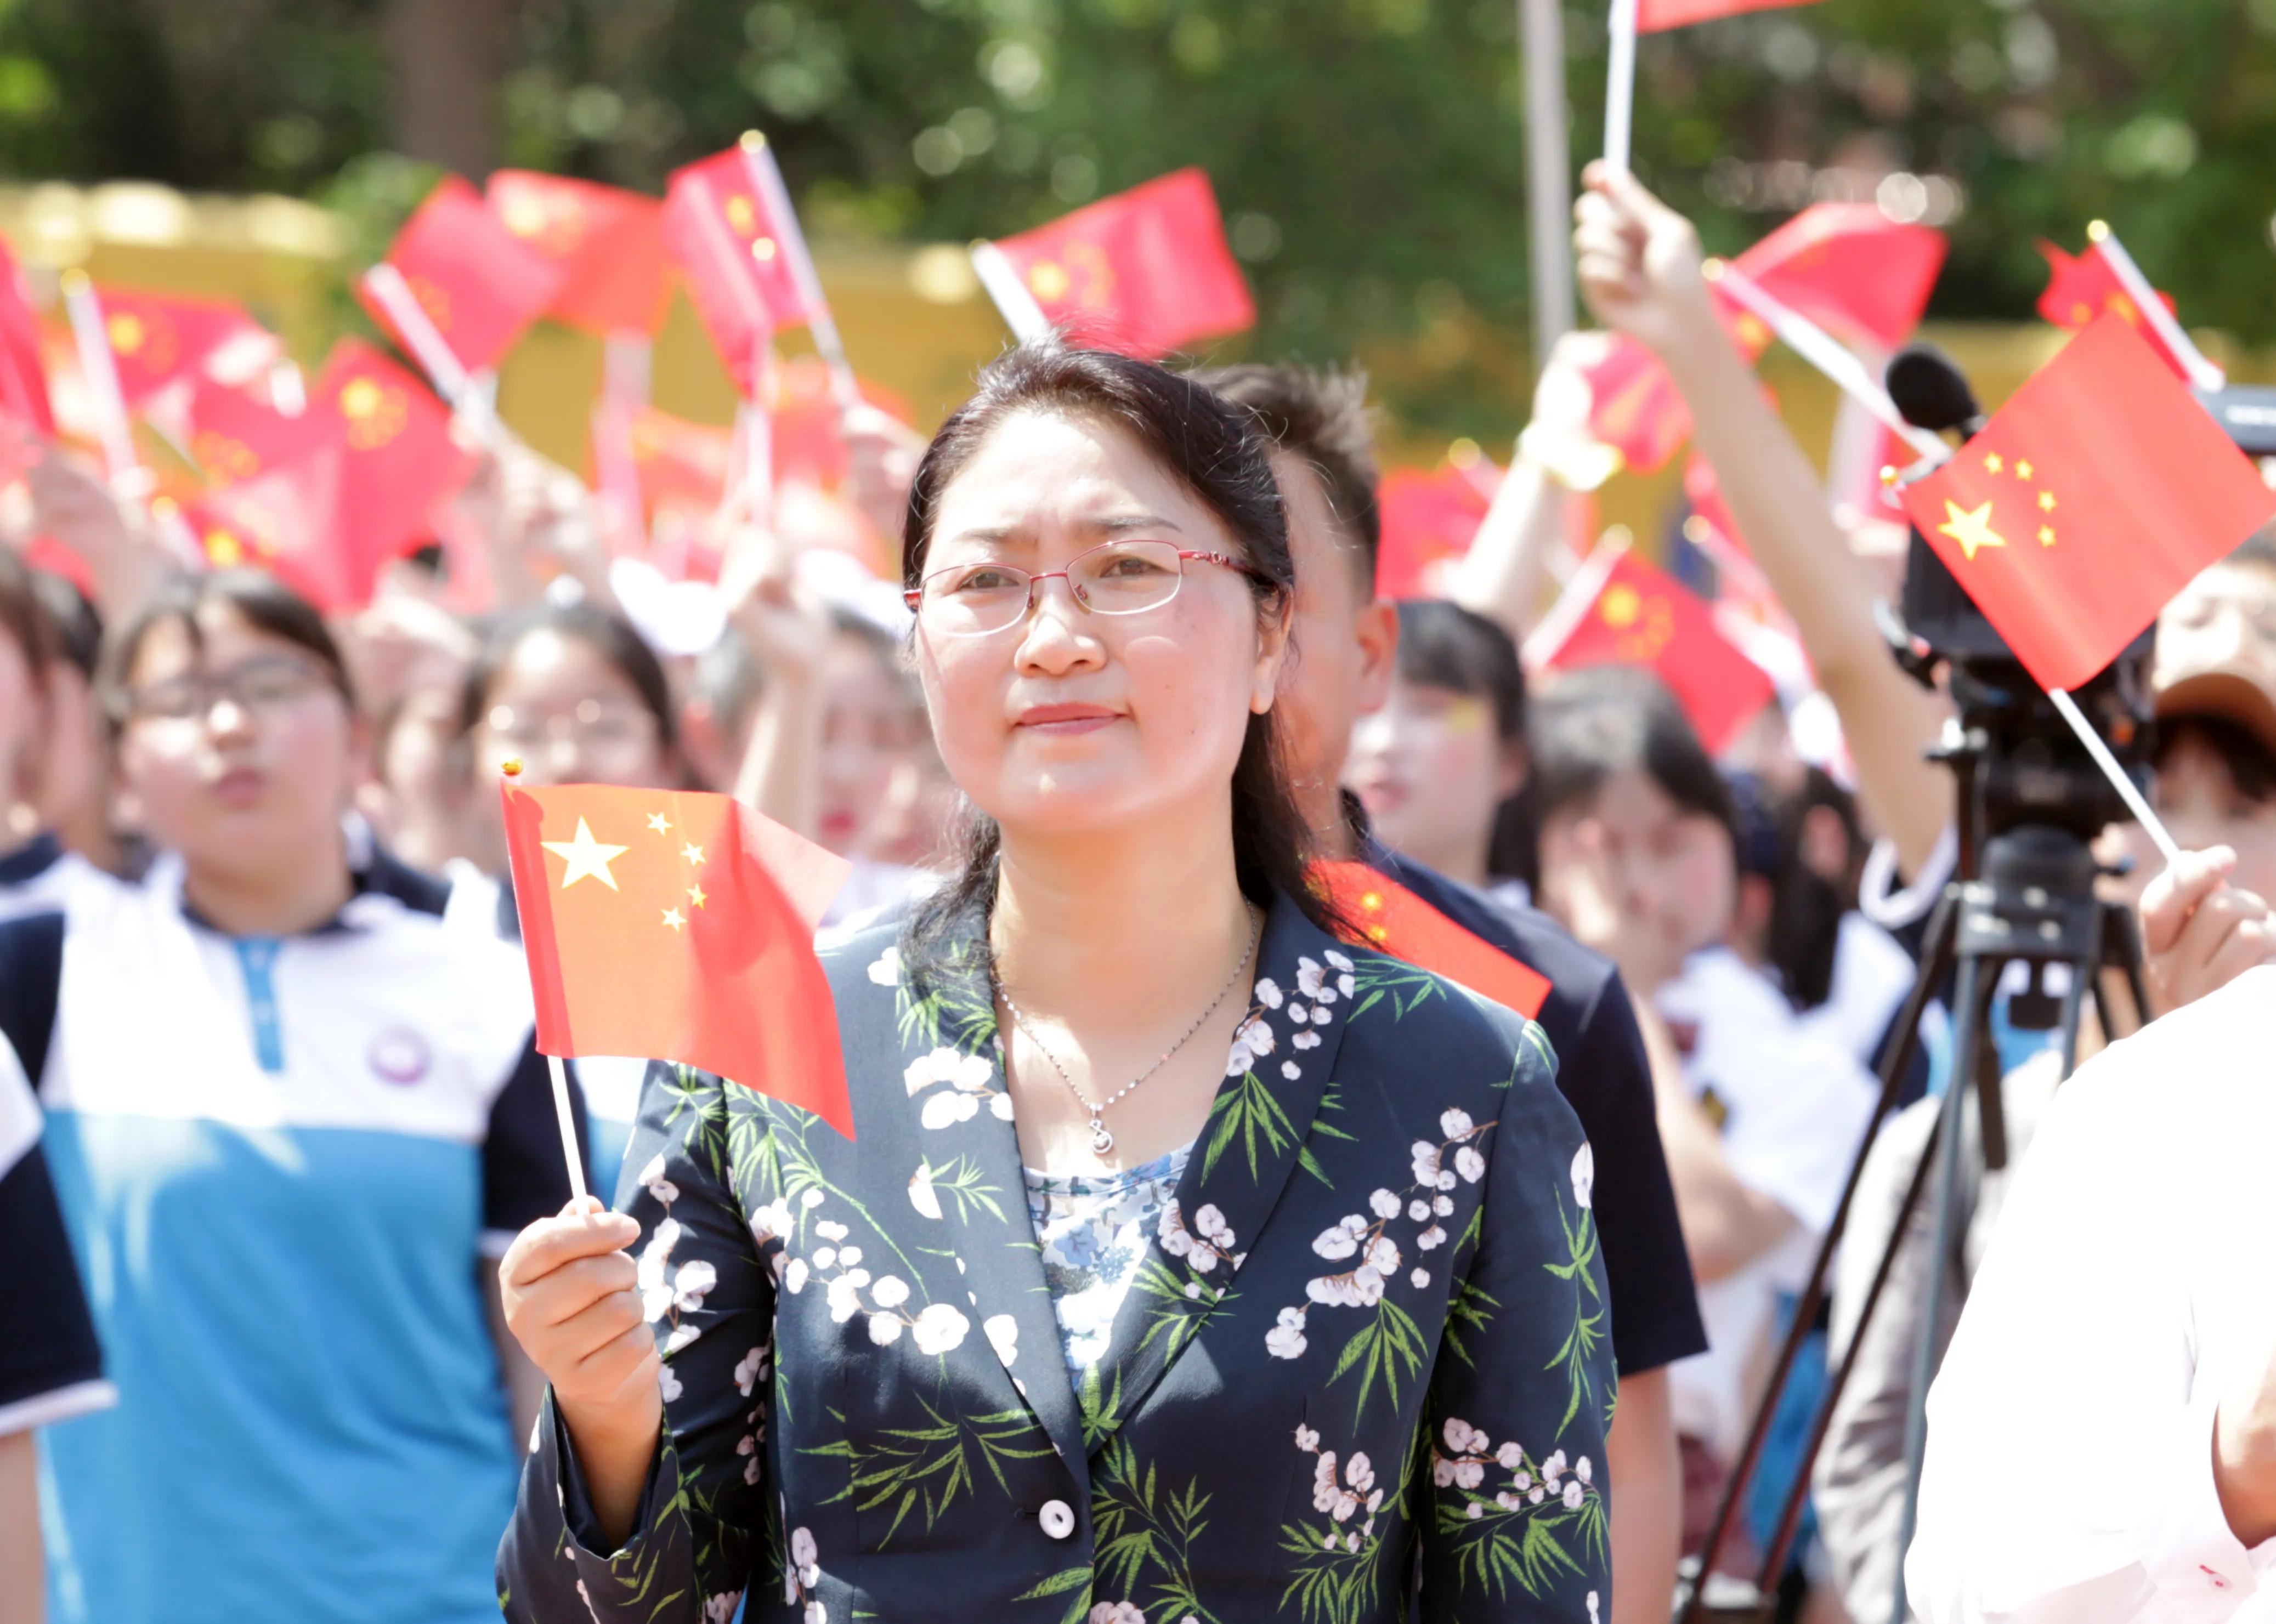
[0,0,2269,440]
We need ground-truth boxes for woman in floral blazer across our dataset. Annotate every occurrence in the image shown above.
[495,342,1614,1624]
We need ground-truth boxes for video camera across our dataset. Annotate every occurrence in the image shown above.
[1884,344,2164,844]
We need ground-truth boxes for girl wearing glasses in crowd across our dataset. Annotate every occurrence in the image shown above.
[495,342,1613,1623]
[450,599,688,1179]
[0,569,581,1624]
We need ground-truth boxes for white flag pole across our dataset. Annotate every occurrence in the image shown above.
[1522,525,1633,669]
[969,241,1053,343]
[738,132,863,417]
[2087,222,2226,394]
[360,263,506,444]
[59,271,139,486]
[1604,0,1641,174]
[1706,260,1950,464]
[2047,689,2182,865]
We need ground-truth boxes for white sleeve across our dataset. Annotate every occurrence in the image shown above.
[1906,1041,2273,1623]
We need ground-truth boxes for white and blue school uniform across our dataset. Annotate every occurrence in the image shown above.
[0,831,106,922]
[0,859,582,1624]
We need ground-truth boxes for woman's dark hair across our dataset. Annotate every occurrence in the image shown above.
[1525,665,1739,859]
[1395,600,1527,745]
[1767,766,1862,1010]
[2158,713,2276,805]
[901,338,1334,950]
[458,599,679,754]
[104,569,354,722]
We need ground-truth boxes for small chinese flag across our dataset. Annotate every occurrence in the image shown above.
[501,782,856,1137]
[1639,0,1819,30]
[1312,862,1552,1021]
[988,168,1254,359]
[359,175,567,373]
[0,238,53,435]
[486,171,671,337]
[184,375,324,484]
[1575,332,1696,478]
[1541,549,1777,753]
[308,339,474,578]
[94,289,278,407]
[1377,464,1496,599]
[662,144,817,396]
[2035,239,2189,382]
[179,448,354,608]
[1730,204,1946,351]
[1896,313,2276,694]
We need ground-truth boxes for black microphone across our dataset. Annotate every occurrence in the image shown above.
[1886,343,1985,438]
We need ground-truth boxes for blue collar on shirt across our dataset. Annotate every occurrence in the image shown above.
[0,831,63,887]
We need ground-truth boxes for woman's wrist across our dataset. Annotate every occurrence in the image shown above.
[558,1387,666,1551]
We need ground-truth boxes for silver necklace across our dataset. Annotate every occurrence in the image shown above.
[993,910,1261,1156]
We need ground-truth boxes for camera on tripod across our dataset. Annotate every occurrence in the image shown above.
[1882,344,2159,847]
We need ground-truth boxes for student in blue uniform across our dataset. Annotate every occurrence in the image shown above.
[449,599,689,1186]
[0,568,583,1624]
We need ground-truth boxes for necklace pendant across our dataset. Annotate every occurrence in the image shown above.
[1089,1117,1116,1155]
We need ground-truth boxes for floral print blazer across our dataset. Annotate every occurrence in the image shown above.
[498,890,1615,1624]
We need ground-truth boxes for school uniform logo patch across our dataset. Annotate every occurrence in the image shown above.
[367,1028,433,1085]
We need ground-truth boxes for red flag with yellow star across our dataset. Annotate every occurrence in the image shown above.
[1897,313,2276,694]
[308,339,473,574]
[1311,862,1550,1020]
[485,171,671,337]
[987,168,1254,360]
[1639,0,1817,29]
[358,175,567,373]
[661,143,819,396]
[93,288,278,407]
[178,447,353,607]
[1732,203,1945,351]
[2035,239,2188,382]
[1539,548,1777,752]
[501,782,856,1136]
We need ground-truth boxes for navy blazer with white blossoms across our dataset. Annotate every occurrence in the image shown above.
[497,889,1615,1624]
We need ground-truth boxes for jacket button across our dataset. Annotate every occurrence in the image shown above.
[1038,1498,1076,1540]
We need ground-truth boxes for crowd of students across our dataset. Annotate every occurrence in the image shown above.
[1,163,2273,1624]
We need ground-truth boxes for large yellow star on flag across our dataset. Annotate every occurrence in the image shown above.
[542,817,630,890]
[1937,498,2009,562]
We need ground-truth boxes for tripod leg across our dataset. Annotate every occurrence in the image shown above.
[1677,893,1958,1620]
[1887,952,1994,1624]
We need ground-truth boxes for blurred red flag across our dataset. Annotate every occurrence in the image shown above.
[988,169,1254,359]
[486,171,671,337]
[662,144,817,395]
[184,376,325,484]
[359,176,567,373]
[1541,548,1777,752]
[1640,0,1819,29]
[308,340,474,583]
[1311,862,1552,1020]
[94,289,278,407]
[2036,239,2189,382]
[1896,314,2276,694]
[1730,203,1945,350]
[179,449,359,608]
[0,239,53,434]
[1575,333,1696,476]
[769,356,913,487]
[1377,464,1494,599]
[500,782,854,1137]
